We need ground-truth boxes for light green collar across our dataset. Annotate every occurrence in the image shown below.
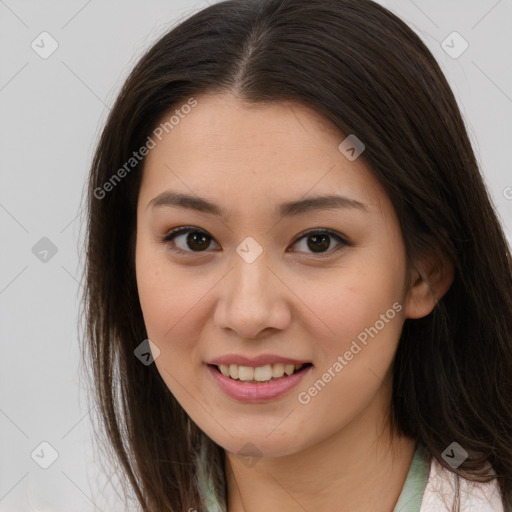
[201,441,430,512]
[392,442,430,512]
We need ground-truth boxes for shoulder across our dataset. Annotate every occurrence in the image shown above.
[420,456,505,511]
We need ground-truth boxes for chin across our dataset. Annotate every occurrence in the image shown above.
[212,432,306,460]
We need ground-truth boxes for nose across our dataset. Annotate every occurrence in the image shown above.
[213,251,291,339]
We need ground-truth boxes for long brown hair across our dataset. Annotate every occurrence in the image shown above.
[79,0,512,510]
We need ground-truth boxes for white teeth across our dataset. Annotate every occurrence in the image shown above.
[272,363,284,378]
[217,363,307,382]
[284,364,295,376]
[238,366,254,381]
[254,365,272,381]
[229,364,239,379]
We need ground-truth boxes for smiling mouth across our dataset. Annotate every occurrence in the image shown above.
[210,362,313,383]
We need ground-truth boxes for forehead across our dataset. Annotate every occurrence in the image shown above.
[154,94,348,160]
[138,92,389,218]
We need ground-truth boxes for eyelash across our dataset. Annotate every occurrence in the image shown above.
[159,226,351,258]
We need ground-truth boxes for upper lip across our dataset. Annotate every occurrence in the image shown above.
[207,354,312,367]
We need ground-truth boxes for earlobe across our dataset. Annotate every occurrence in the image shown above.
[404,250,454,320]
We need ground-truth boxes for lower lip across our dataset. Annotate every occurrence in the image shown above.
[206,364,313,403]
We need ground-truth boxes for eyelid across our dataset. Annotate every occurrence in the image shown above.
[160,226,351,256]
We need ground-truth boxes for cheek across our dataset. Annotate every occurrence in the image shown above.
[298,254,405,355]
[136,241,168,336]
[135,238,203,350]
[292,266,404,436]
[306,261,403,330]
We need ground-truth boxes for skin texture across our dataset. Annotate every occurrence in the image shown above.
[135,92,453,512]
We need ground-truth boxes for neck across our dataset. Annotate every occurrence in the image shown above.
[224,384,416,512]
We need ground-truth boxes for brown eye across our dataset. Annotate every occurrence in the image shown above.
[307,233,331,252]
[162,226,219,253]
[183,231,211,251]
[161,226,349,257]
[290,229,349,256]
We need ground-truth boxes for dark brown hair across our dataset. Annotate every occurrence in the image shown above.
[79,0,512,510]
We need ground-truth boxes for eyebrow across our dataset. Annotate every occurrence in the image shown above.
[147,191,368,218]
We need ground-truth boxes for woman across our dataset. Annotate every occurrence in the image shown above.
[80,0,512,510]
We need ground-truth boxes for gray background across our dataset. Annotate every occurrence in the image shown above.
[1,0,511,510]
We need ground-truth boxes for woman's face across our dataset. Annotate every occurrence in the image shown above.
[135,92,416,458]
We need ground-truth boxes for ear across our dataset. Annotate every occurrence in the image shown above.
[404,249,454,319]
